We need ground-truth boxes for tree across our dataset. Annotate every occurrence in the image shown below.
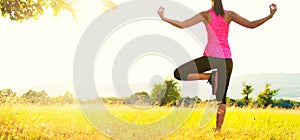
[123,91,150,105]
[226,97,235,107]
[100,97,123,104]
[54,91,75,104]
[241,83,254,105]
[21,89,50,105]
[257,83,279,107]
[193,96,201,104]
[150,84,165,104]
[100,0,117,13]
[0,88,18,104]
[150,77,181,106]
[273,99,299,109]
[134,91,149,97]
[177,96,201,107]
[0,0,77,21]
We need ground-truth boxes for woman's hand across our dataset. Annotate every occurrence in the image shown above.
[269,3,277,17]
[157,7,165,20]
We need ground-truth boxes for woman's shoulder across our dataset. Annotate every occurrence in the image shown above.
[224,10,239,23]
[198,10,210,23]
[199,10,212,18]
[225,10,237,16]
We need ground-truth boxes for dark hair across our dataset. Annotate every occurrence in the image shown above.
[213,0,225,17]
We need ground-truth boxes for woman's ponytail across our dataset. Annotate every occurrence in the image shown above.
[213,0,225,17]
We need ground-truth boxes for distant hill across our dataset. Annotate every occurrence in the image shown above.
[229,73,300,101]
[13,73,300,102]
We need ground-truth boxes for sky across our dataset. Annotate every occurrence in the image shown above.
[1,0,299,97]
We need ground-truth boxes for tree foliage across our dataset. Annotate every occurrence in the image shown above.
[101,97,123,104]
[21,89,51,105]
[150,77,181,106]
[134,91,149,96]
[0,88,18,104]
[53,91,75,104]
[100,0,117,13]
[123,91,150,106]
[0,0,76,21]
[226,97,236,107]
[241,83,254,105]
[257,83,279,107]
[177,96,201,107]
[273,99,299,109]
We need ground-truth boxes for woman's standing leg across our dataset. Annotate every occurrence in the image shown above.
[213,58,233,132]
[216,103,226,132]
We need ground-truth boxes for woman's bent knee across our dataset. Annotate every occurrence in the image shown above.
[173,69,181,80]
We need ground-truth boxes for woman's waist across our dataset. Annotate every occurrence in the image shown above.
[204,43,232,58]
[206,41,230,49]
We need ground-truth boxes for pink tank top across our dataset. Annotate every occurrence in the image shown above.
[203,9,231,58]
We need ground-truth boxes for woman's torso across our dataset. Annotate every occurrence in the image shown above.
[202,9,232,58]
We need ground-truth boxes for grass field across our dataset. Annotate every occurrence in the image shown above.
[0,104,299,140]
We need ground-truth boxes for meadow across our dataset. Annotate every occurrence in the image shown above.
[0,104,299,140]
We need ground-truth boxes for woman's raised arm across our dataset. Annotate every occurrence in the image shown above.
[157,7,205,29]
[230,4,277,29]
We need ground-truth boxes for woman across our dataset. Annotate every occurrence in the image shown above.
[157,0,277,132]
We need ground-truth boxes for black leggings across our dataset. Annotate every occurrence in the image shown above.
[174,56,233,104]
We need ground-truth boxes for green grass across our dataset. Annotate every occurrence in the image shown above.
[0,104,299,140]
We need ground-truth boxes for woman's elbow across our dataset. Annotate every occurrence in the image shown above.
[249,26,256,29]
[246,24,256,29]
[177,24,185,29]
[178,26,184,29]
[178,22,189,29]
[248,22,258,29]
